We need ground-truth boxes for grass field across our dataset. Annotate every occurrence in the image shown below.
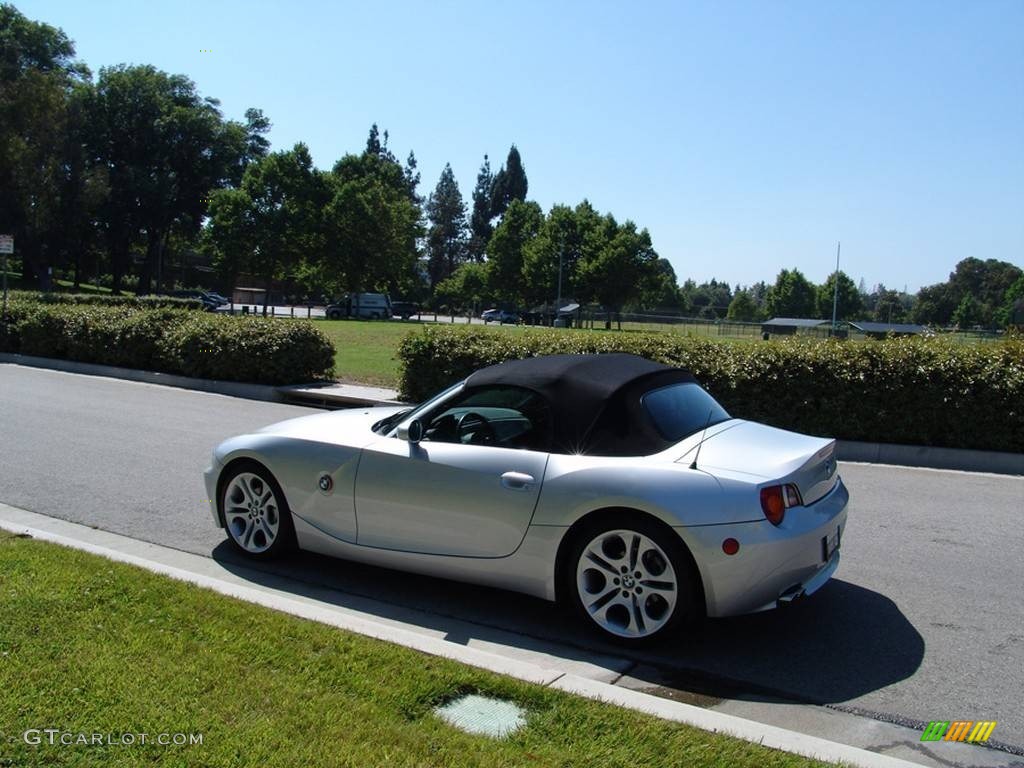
[0,533,830,768]
[314,319,761,389]
[315,319,428,387]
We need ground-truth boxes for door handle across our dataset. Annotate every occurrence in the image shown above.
[501,471,535,491]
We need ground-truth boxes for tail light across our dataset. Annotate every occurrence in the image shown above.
[760,483,803,526]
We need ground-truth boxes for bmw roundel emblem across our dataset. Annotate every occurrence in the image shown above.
[318,474,333,493]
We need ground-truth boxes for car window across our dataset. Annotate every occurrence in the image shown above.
[641,383,730,442]
[421,386,551,451]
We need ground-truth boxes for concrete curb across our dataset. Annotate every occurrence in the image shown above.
[835,440,1023,476]
[0,503,923,768]
[3,352,1020,475]
[0,353,283,403]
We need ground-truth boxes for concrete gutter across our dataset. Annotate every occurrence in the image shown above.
[2,352,1020,476]
[0,502,925,768]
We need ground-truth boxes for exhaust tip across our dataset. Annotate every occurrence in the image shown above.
[777,585,805,607]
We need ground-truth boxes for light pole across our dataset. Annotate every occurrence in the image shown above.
[556,232,564,313]
[831,241,841,334]
[0,234,12,345]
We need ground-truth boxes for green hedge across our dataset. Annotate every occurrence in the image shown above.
[1,301,335,385]
[398,327,1024,453]
[7,291,204,310]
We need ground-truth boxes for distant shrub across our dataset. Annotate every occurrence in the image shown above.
[398,326,1024,452]
[8,291,203,310]
[0,301,334,385]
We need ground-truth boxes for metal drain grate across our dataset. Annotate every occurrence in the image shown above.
[433,693,527,738]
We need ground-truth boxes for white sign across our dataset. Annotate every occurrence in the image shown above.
[0,235,12,254]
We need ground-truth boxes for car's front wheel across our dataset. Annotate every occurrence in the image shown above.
[566,517,700,645]
[220,463,295,559]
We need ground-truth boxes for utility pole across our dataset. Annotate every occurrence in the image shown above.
[0,235,13,345]
[831,241,841,334]
[556,232,564,312]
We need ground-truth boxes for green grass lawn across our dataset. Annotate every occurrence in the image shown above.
[315,319,428,388]
[0,533,831,768]
[316,318,529,388]
[314,319,763,389]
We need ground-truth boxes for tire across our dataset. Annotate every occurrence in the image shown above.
[563,514,701,645]
[219,461,296,560]
[327,309,342,320]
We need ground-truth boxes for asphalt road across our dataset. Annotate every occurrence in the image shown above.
[2,364,1022,750]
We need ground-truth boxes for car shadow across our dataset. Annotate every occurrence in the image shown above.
[210,542,923,706]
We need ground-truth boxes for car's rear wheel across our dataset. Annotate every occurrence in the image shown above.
[566,517,699,645]
[220,463,295,559]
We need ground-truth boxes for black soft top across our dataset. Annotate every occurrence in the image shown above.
[465,353,696,454]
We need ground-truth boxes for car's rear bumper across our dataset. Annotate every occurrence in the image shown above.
[679,477,849,617]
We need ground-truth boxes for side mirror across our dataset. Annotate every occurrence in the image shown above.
[397,418,424,444]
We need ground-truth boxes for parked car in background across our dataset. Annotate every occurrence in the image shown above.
[390,301,419,320]
[169,290,220,311]
[326,293,392,320]
[205,292,230,306]
[482,308,519,324]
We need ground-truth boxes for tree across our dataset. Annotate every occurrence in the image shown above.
[727,290,759,321]
[88,64,249,293]
[403,151,422,205]
[913,258,1022,326]
[816,270,862,321]
[207,144,325,313]
[995,274,1024,327]
[576,217,659,315]
[869,284,909,323]
[951,293,981,328]
[683,278,733,319]
[641,258,683,311]
[487,199,543,304]
[204,187,256,290]
[322,138,422,302]
[912,282,956,325]
[521,204,581,308]
[489,144,528,219]
[0,4,92,288]
[766,268,817,318]
[748,280,770,318]
[424,163,467,287]
[467,155,493,262]
[434,262,491,313]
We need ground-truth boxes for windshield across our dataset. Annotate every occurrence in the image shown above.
[376,381,464,435]
[641,383,731,442]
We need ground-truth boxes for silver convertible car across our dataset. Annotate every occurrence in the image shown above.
[204,354,848,644]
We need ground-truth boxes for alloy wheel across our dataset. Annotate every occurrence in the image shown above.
[223,472,281,554]
[575,529,679,639]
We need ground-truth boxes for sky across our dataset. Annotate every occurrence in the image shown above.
[20,0,1024,292]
